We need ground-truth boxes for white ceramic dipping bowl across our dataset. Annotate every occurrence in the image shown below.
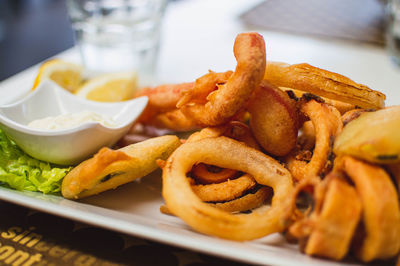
[0,80,148,165]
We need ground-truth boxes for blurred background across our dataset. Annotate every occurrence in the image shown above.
[0,0,74,81]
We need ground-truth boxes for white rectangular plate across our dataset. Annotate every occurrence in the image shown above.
[0,53,363,266]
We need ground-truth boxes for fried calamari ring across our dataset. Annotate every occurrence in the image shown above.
[161,187,271,214]
[188,122,259,184]
[191,174,257,202]
[191,163,237,184]
[248,80,299,156]
[334,156,400,262]
[286,100,342,181]
[179,32,266,126]
[162,136,293,240]
[186,125,239,183]
[264,62,385,109]
[210,186,272,213]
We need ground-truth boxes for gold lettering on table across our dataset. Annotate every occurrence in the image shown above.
[74,254,97,266]
[62,250,79,261]
[0,244,15,259]
[13,227,35,242]
[48,245,69,257]
[1,226,22,239]
[19,233,43,247]
[33,241,53,252]
[4,250,30,265]
[21,253,42,266]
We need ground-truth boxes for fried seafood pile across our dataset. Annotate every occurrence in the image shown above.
[135,32,399,263]
[62,32,399,263]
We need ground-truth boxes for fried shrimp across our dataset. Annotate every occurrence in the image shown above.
[191,163,238,184]
[179,32,266,126]
[135,83,199,131]
[136,82,194,122]
[147,108,199,132]
[264,62,385,109]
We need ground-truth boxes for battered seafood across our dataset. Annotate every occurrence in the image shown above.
[179,32,266,126]
[162,136,293,240]
[62,135,181,199]
[264,61,385,109]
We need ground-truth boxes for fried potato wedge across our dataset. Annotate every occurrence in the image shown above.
[62,135,181,199]
[334,106,400,164]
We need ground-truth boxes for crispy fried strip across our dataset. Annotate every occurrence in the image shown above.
[288,174,362,260]
[286,100,342,181]
[162,136,293,240]
[62,135,181,199]
[264,62,385,109]
[191,174,257,202]
[335,156,400,262]
[179,33,266,126]
[304,173,362,260]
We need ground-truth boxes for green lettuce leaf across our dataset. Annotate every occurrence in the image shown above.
[0,129,71,194]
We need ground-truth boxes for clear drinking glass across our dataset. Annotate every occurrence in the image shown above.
[66,0,167,84]
[386,0,400,65]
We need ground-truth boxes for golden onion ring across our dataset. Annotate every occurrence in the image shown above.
[162,136,293,240]
[191,174,257,202]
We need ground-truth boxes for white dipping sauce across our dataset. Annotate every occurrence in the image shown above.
[28,111,117,130]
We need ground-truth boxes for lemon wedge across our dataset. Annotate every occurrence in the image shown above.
[32,59,83,92]
[75,72,138,102]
